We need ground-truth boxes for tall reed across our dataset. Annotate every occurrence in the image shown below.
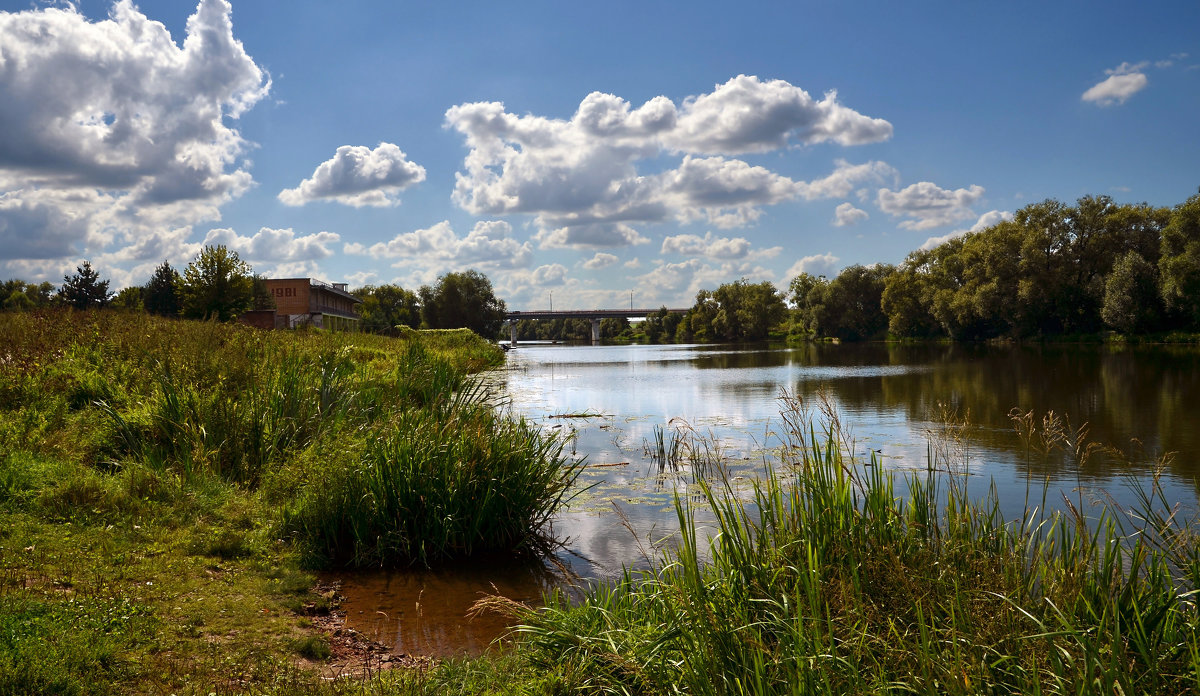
[508,392,1200,695]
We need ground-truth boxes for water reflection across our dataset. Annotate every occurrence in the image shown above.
[336,341,1200,657]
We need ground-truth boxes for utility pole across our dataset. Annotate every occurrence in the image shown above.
[630,291,633,311]
[549,291,553,313]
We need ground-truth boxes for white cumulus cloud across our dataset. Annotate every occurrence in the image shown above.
[919,209,1014,250]
[666,75,893,153]
[202,227,340,263]
[445,75,892,248]
[534,223,650,249]
[350,220,532,270]
[782,253,840,283]
[796,160,897,201]
[1082,56,1189,106]
[877,182,985,231]
[660,231,782,261]
[0,0,269,262]
[832,202,869,227]
[531,264,569,286]
[1083,73,1148,106]
[582,253,619,270]
[278,143,426,207]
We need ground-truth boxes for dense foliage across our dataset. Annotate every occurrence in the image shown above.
[642,190,1200,344]
[178,244,256,321]
[879,195,1176,339]
[353,283,421,334]
[1,278,55,310]
[143,261,182,316]
[419,270,508,338]
[791,263,894,341]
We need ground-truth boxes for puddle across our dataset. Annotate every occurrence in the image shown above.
[329,560,577,658]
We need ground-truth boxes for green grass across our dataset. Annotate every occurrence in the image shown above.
[0,594,157,695]
[0,309,577,694]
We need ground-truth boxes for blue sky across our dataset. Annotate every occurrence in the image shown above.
[1,0,1197,309]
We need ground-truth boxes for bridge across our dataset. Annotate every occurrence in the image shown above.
[505,308,688,345]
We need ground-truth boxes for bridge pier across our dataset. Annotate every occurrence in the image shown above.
[509,322,518,347]
[591,318,601,344]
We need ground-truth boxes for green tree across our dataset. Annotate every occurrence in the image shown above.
[642,307,682,344]
[1102,251,1160,334]
[1160,191,1200,328]
[674,312,694,343]
[251,274,276,311]
[879,195,1170,339]
[418,270,507,338]
[713,279,786,341]
[3,289,32,311]
[179,245,255,321]
[58,261,112,310]
[787,273,830,338]
[143,261,182,317]
[881,257,939,338]
[682,281,786,342]
[1,280,52,310]
[353,284,421,335]
[821,264,894,341]
[600,317,630,339]
[111,286,145,311]
[683,290,720,342]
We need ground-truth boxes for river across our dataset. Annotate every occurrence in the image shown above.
[334,341,1200,657]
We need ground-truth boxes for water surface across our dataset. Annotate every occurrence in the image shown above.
[336,341,1200,656]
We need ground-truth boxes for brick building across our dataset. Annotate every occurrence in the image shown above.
[263,278,361,330]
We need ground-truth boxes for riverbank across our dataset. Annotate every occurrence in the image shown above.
[0,310,577,694]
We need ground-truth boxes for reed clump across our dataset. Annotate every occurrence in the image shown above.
[504,393,1200,695]
[281,395,579,567]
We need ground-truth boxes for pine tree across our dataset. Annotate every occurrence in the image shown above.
[143,261,182,316]
[58,261,112,310]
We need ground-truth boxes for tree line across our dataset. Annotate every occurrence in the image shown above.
[353,269,507,338]
[648,189,1200,343]
[0,246,273,320]
[2,248,509,339]
[874,191,1199,340]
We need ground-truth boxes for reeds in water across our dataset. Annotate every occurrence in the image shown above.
[507,392,1200,695]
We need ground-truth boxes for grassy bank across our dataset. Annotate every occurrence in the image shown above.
[5,310,1200,694]
[0,310,578,694]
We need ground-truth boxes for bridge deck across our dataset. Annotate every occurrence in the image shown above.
[506,308,688,320]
